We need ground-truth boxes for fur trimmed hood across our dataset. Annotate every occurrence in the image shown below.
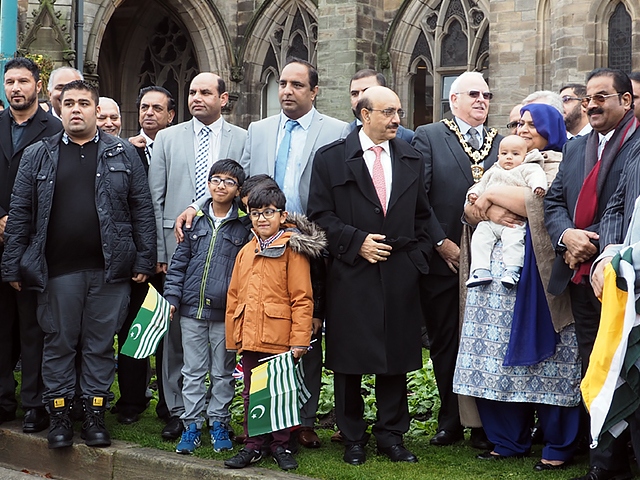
[283,213,327,259]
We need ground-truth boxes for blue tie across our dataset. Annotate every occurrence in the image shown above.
[195,126,211,200]
[275,119,298,188]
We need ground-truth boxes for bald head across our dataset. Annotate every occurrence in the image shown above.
[358,86,403,144]
[188,72,228,125]
[48,67,83,116]
[97,97,121,136]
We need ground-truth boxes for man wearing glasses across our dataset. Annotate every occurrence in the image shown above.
[411,71,502,450]
[546,68,640,480]
[559,84,592,138]
[308,86,431,465]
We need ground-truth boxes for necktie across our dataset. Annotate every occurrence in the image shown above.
[275,119,298,188]
[468,127,480,150]
[370,146,387,215]
[144,142,153,164]
[598,136,608,160]
[195,126,211,200]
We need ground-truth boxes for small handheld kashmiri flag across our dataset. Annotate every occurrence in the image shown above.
[120,284,171,359]
[247,352,311,436]
[581,247,640,449]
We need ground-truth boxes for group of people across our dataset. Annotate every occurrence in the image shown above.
[2,52,640,480]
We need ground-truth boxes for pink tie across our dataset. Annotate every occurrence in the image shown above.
[370,146,386,215]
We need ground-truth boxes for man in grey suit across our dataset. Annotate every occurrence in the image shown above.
[148,72,246,440]
[241,57,347,448]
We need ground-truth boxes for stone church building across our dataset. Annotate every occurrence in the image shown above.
[14,0,639,137]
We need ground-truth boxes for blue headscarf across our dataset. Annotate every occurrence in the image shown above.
[520,103,567,152]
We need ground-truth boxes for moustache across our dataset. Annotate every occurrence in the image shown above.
[587,107,604,116]
[387,123,399,129]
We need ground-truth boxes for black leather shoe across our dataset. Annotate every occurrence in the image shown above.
[117,411,140,425]
[377,444,418,463]
[534,460,566,471]
[23,408,49,433]
[272,446,298,470]
[343,444,366,465]
[469,427,493,450]
[161,416,183,440]
[430,429,463,446]
[569,466,633,480]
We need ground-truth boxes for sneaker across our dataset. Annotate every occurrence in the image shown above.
[224,447,262,468]
[175,423,201,454]
[211,421,233,452]
[272,445,298,470]
[501,269,520,289]
[466,269,492,288]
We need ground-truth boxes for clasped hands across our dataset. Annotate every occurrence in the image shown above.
[561,228,599,270]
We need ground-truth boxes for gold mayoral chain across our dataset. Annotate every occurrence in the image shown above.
[442,119,498,183]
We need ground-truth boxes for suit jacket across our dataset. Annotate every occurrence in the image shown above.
[240,110,348,213]
[347,120,414,143]
[0,107,62,219]
[600,138,640,250]
[148,117,247,263]
[308,129,431,375]
[544,131,637,295]
[412,120,501,276]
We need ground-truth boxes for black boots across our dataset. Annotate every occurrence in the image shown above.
[81,396,111,447]
[47,398,74,449]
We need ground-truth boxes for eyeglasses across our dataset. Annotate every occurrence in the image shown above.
[367,108,406,118]
[581,93,622,108]
[456,90,494,100]
[249,208,283,220]
[208,176,238,188]
[561,95,582,103]
[506,121,519,130]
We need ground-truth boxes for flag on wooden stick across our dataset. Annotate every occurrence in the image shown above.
[120,284,171,359]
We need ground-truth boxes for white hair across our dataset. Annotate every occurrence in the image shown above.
[449,71,488,110]
[522,90,564,115]
[47,67,84,92]
[98,97,121,116]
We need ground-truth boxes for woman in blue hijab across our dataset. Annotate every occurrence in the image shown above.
[454,101,581,471]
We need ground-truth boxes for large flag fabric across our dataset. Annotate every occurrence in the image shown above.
[120,284,171,359]
[247,352,311,436]
[581,247,640,449]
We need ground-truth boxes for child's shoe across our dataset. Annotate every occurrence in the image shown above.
[211,421,233,452]
[466,269,492,287]
[272,445,298,470]
[500,269,521,289]
[224,447,262,468]
[175,423,201,454]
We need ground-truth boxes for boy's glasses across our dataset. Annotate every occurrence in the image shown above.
[209,176,238,188]
[581,93,621,108]
[249,208,283,220]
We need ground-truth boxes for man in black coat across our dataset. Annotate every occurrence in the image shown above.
[0,57,62,432]
[411,71,501,449]
[308,86,431,465]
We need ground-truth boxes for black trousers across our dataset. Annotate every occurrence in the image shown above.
[334,372,409,448]
[419,273,461,433]
[569,282,631,473]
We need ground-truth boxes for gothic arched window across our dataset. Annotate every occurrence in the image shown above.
[608,2,632,72]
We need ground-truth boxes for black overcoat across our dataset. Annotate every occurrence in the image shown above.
[307,130,432,375]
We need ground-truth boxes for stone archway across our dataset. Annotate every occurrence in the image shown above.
[86,0,233,136]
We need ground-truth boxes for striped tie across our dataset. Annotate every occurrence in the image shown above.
[195,126,211,200]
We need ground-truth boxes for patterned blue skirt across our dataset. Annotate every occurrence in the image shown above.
[453,243,581,407]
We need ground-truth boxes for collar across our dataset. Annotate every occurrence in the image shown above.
[208,202,233,221]
[254,228,285,251]
[358,129,390,157]
[279,107,315,131]
[598,129,615,144]
[575,123,593,138]
[454,116,483,136]
[62,129,100,145]
[193,116,223,137]
[9,109,37,126]
[139,129,154,146]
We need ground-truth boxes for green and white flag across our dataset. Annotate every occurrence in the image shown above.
[120,284,170,359]
[247,351,310,436]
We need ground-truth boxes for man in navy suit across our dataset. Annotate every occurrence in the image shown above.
[546,68,640,480]
[347,69,414,142]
